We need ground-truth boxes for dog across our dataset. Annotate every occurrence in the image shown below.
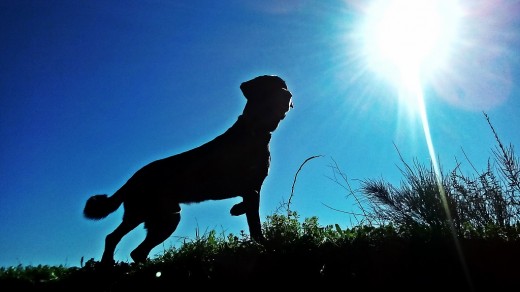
[83,75,293,264]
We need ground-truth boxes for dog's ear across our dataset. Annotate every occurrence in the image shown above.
[240,75,287,101]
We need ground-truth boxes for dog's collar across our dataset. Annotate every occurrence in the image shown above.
[233,115,272,140]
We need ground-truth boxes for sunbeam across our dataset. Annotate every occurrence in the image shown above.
[358,0,461,100]
[358,0,460,203]
[351,0,473,288]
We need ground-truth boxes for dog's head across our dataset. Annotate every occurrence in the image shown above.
[240,75,293,132]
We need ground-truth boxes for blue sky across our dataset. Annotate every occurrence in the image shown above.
[1,0,519,268]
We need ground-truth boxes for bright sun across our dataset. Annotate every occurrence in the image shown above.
[361,0,461,86]
[351,2,515,262]
[356,0,465,237]
[357,0,464,165]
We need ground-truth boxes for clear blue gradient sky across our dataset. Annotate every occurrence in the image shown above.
[1,0,519,267]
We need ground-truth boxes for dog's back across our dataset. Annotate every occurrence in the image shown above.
[122,115,272,205]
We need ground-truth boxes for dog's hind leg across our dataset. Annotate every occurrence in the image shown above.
[130,211,181,263]
[101,219,141,265]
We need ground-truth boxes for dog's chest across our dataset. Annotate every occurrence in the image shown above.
[215,134,270,174]
[171,133,272,197]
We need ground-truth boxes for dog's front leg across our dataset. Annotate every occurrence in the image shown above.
[243,190,265,243]
[230,201,247,216]
[229,189,258,216]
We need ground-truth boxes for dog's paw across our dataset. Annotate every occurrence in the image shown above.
[98,257,116,270]
[230,202,247,216]
[251,232,266,244]
[130,249,149,264]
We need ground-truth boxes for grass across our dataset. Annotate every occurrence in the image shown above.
[2,112,519,290]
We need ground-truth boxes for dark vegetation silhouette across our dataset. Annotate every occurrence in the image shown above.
[83,75,294,265]
[2,112,519,291]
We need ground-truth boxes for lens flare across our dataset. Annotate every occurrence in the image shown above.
[350,0,515,111]
[344,0,518,287]
[359,0,461,91]
[357,0,462,193]
[351,0,471,286]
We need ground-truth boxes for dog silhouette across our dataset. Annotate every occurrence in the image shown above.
[84,75,293,264]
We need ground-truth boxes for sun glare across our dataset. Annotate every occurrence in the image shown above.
[358,0,463,217]
[357,0,463,180]
[354,0,471,283]
[356,0,464,178]
[361,0,461,86]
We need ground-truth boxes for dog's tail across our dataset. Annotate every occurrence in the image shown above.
[83,191,123,220]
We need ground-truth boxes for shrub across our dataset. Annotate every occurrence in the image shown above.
[357,112,520,239]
